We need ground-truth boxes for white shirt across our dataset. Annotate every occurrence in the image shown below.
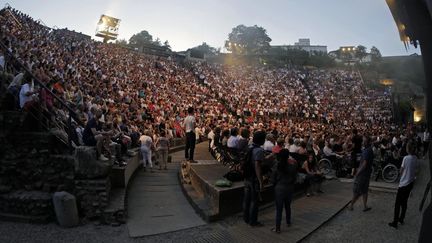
[288,144,299,153]
[399,154,417,187]
[263,140,275,152]
[323,145,336,157]
[8,72,24,89]
[392,137,398,146]
[139,135,153,148]
[19,83,33,108]
[227,136,239,148]
[183,115,195,133]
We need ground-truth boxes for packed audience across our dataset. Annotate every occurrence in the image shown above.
[0,6,410,167]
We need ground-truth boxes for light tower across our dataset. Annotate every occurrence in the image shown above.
[95,14,121,43]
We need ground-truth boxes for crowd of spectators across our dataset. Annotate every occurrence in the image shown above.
[0,6,406,167]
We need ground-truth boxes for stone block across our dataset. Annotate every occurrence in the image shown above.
[74,146,112,179]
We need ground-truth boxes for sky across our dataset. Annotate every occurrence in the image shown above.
[2,0,421,56]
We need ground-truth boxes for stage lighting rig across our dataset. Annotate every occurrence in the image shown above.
[95,14,121,43]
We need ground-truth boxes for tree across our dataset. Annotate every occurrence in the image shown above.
[115,38,128,47]
[190,42,218,56]
[370,46,382,62]
[153,37,162,46]
[163,40,171,49]
[225,25,272,55]
[129,30,153,48]
[355,45,367,60]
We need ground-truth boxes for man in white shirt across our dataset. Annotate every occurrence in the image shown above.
[263,134,275,152]
[19,77,37,109]
[227,127,239,149]
[389,142,418,228]
[183,107,196,162]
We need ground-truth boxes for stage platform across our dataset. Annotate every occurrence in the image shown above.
[184,161,275,222]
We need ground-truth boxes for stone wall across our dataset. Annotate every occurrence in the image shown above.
[0,131,113,223]
[75,178,111,219]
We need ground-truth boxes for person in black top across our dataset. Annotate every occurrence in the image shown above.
[271,149,297,233]
[348,136,374,211]
[351,129,363,177]
[82,109,111,161]
[243,131,266,227]
[213,126,222,148]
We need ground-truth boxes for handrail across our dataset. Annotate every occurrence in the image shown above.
[0,41,84,128]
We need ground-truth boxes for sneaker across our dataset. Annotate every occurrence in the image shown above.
[271,227,281,234]
[99,155,109,161]
[250,222,264,227]
[388,222,398,229]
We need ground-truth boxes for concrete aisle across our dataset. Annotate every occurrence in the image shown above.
[127,142,210,237]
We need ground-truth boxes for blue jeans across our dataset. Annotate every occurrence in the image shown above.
[243,180,259,225]
[275,187,293,228]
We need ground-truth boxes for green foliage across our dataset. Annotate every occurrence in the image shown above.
[306,52,336,68]
[355,45,367,60]
[189,42,219,58]
[370,46,382,62]
[153,37,162,46]
[129,30,153,47]
[163,40,171,49]
[114,38,128,47]
[225,25,272,55]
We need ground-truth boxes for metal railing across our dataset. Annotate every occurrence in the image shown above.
[0,40,84,152]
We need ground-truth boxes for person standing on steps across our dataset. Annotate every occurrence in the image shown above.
[140,130,154,172]
[348,136,373,212]
[156,130,170,170]
[243,131,266,227]
[184,107,196,163]
[389,142,418,229]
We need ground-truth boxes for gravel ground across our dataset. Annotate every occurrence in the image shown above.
[302,158,429,243]
[0,220,218,243]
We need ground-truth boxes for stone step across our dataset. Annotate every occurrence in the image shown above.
[0,212,51,224]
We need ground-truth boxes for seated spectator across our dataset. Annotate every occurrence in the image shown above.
[221,129,230,147]
[272,137,285,154]
[237,128,250,153]
[212,126,222,149]
[301,153,325,196]
[82,109,111,161]
[227,127,239,149]
[287,138,299,153]
[264,134,275,152]
[19,77,38,110]
[323,140,342,163]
